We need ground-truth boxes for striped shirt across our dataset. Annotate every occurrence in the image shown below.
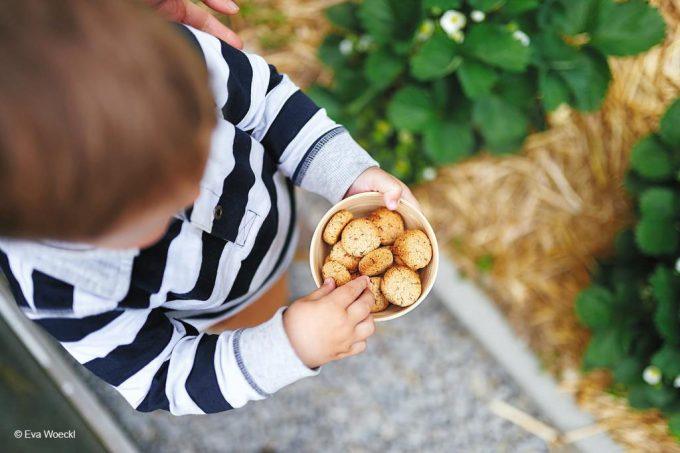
[0,25,377,415]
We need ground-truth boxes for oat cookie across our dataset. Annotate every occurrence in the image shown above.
[322,260,351,286]
[341,218,381,257]
[380,266,421,307]
[329,242,360,272]
[368,277,389,312]
[369,207,405,245]
[322,209,353,245]
[358,247,393,276]
[392,229,432,270]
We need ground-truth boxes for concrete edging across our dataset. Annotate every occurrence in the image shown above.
[431,257,621,452]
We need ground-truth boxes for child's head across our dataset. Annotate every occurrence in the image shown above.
[0,0,215,248]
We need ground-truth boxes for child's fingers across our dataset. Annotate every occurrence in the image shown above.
[383,187,402,211]
[307,278,336,300]
[201,0,239,14]
[184,2,243,48]
[354,316,376,341]
[337,341,367,359]
[331,275,370,307]
[346,290,373,323]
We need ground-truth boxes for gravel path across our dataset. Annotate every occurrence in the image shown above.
[81,259,548,452]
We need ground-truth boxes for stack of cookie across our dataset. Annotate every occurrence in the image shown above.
[321,207,433,313]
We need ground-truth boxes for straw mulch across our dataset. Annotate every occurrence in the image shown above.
[229,0,342,88]
[414,0,680,449]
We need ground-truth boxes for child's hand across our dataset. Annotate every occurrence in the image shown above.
[283,276,376,369]
[346,167,420,211]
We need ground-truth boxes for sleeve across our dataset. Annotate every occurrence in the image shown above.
[183,25,379,203]
[30,305,317,415]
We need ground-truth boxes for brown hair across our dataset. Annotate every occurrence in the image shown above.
[0,0,215,240]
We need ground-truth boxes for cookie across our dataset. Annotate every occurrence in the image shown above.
[358,247,393,276]
[391,246,406,266]
[368,277,390,313]
[329,242,360,272]
[341,218,381,257]
[323,209,353,245]
[380,266,421,307]
[322,260,351,286]
[369,207,405,246]
[392,229,432,270]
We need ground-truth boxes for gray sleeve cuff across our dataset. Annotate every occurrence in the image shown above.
[292,127,379,203]
[235,307,318,396]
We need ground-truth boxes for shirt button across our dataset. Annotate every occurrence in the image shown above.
[213,205,223,220]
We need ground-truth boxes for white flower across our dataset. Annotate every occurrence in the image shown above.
[471,10,485,22]
[643,365,662,385]
[440,10,466,36]
[674,376,680,388]
[513,30,530,47]
[450,30,465,43]
[675,257,680,273]
[422,167,437,181]
[416,20,435,42]
[357,35,373,52]
[339,38,354,56]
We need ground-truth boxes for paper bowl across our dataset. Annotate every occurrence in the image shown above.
[309,192,439,322]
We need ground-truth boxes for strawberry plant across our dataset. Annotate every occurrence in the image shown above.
[309,0,666,183]
[576,99,680,439]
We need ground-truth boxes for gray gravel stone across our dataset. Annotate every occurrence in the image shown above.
[81,261,548,452]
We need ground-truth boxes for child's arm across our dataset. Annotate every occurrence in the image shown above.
[183,25,380,204]
[5,257,373,415]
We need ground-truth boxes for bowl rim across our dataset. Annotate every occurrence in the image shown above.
[309,192,439,322]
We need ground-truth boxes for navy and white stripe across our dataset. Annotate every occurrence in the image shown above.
[0,25,377,415]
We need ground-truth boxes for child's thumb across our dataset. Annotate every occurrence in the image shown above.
[307,278,336,300]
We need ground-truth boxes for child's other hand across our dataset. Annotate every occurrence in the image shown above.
[346,167,420,211]
[283,276,376,369]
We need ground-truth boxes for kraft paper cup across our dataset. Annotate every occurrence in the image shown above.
[310,192,439,321]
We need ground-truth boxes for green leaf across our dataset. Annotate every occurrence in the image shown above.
[423,118,474,164]
[652,345,680,378]
[591,0,666,57]
[635,218,679,256]
[387,86,436,132]
[457,61,498,98]
[472,95,528,152]
[575,285,614,329]
[318,35,346,69]
[614,228,639,262]
[613,357,644,386]
[628,384,653,409]
[410,31,461,81]
[423,0,462,10]
[640,188,677,220]
[358,0,395,44]
[583,329,631,369]
[645,385,678,409]
[539,70,570,111]
[364,48,404,89]
[539,0,598,36]
[660,99,680,148]
[630,135,674,181]
[559,50,611,112]
[464,24,531,72]
[325,3,361,31]
[468,0,506,12]
[502,0,539,16]
[669,414,680,440]
[306,86,342,119]
[651,266,680,344]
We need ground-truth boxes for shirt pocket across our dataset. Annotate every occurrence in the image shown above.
[187,187,260,248]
